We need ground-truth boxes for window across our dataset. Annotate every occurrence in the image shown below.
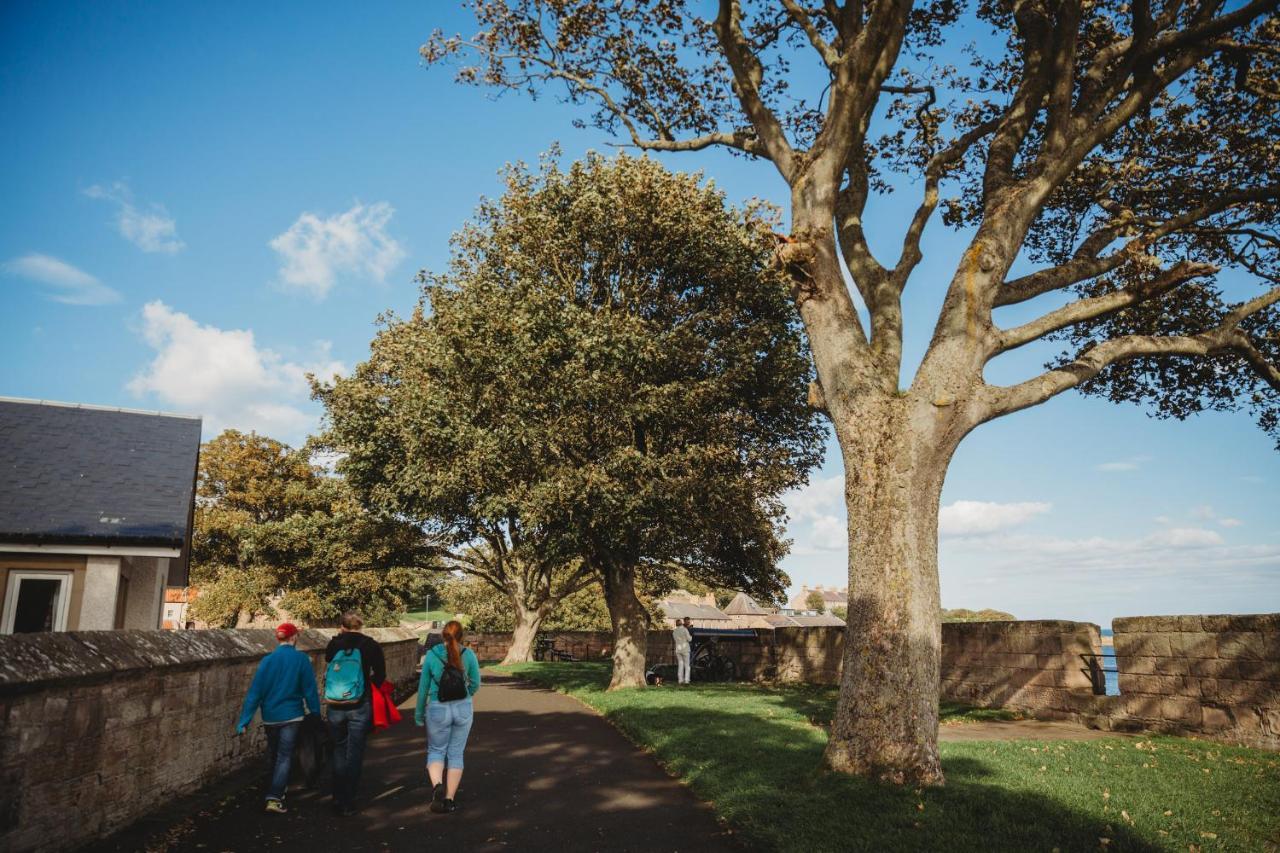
[2,570,73,633]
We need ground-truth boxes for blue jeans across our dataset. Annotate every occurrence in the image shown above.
[327,700,371,807]
[426,698,474,769]
[264,721,300,802]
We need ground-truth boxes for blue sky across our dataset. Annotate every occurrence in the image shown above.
[2,2,1277,627]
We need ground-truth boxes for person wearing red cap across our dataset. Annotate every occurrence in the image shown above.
[236,622,321,813]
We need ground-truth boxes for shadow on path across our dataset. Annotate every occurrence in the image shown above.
[88,674,737,853]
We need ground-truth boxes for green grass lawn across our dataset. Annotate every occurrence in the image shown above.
[401,609,455,623]
[493,662,1280,853]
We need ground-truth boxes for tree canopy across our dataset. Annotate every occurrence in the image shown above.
[189,430,438,628]
[318,152,825,683]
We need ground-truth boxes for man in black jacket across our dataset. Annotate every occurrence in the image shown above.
[324,610,386,815]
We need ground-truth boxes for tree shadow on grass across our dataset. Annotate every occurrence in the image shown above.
[603,703,1159,853]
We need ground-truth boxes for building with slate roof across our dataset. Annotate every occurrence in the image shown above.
[657,590,732,628]
[0,397,201,634]
[788,583,848,615]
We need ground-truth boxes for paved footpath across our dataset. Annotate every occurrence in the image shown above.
[92,674,738,853]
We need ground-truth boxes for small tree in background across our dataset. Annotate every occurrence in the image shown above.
[189,430,437,627]
[805,590,828,612]
[318,153,825,688]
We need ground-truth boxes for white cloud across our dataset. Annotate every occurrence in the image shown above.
[1095,454,1151,472]
[3,253,121,305]
[943,526,1268,581]
[85,182,184,254]
[1151,526,1224,547]
[127,301,345,439]
[938,500,1051,536]
[783,476,848,554]
[269,202,406,298]
[1187,505,1244,528]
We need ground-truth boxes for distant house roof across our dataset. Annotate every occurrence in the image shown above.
[165,587,197,604]
[789,613,847,628]
[660,601,730,621]
[723,592,767,616]
[0,398,202,557]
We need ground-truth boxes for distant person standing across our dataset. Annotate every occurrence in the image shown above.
[673,617,692,685]
[236,623,321,814]
[415,620,481,814]
[324,611,386,816]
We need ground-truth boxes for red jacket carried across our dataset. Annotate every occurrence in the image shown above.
[370,680,402,731]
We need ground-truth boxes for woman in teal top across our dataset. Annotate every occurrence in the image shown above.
[415,620,481,814]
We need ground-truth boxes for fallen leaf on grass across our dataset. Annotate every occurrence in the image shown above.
[1200,832,1217,839]
[1164,810,1174,816]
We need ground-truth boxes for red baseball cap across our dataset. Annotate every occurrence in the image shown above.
[275,623,299,640]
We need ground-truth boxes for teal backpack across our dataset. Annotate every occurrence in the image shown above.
[324,647,365,706]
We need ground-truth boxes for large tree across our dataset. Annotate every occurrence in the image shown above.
[190,430,438,627]
[423,1,1280,783]
[318,153,825,687]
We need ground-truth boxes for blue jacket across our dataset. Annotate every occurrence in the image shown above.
[237,644,322,730]
[415,644,481,725]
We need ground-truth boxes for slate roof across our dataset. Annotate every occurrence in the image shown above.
[723,591,767,616]
[788,613,847,628]
[660,601,731,622]
[0,398,202,550]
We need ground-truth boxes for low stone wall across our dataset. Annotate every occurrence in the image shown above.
[940,620,1099,712]
[477,614,1280,750]
[469,630,616,662]
[1080,614,1280,748]
[0,627,418,853]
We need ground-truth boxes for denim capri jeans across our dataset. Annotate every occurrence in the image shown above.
[426,697,474,768]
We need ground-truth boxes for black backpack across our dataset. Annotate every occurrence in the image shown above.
[436,648,468,702]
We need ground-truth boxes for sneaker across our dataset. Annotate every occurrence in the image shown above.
[431,783,446,808]
[443,798,459,813]
[265,799,287,814]
[430,795,447,814]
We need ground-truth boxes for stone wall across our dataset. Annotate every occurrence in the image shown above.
[0,627,418,853]
[940,620,1099,712]
[1081,614,1280,748]
[476,615,1279,750]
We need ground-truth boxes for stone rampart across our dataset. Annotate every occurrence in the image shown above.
[1082,614,1280,748]
[0,627,418,853]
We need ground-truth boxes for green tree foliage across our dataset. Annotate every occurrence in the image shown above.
[805,590,827,612]
[441,572,620,633]
[318,153,825,686]
[188,430,438,628]
[942,608,1016,623]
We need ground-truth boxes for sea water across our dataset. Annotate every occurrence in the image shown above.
[1100,628,1120,695]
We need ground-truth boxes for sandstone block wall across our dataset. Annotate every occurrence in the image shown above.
[470,613,1280,751]
[0,627,418,853]
[1082,614,1280,748]
[940,620,1099,713]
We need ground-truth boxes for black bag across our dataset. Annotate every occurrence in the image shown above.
[295,713,331,789]
[437,652,468,702]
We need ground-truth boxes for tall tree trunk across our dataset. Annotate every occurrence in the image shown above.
[500,601,548,665]
[601,562,648,690]
[823,400,958,786]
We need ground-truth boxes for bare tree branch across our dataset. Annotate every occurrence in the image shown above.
[985,284,1280,417]
[993,261,1218,354]
[714,0,798,178]
[781,0,839,68]
[997,187,1280,306]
